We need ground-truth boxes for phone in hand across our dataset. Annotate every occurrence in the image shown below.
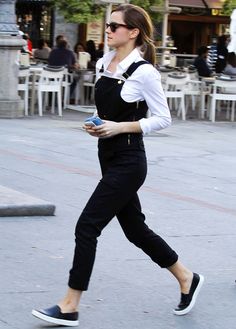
[84,116,104,126]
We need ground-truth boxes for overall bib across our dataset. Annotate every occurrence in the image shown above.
[68,62,178,291]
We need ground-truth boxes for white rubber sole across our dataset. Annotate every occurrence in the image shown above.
[173,274,204,316]
[32,309,79,327]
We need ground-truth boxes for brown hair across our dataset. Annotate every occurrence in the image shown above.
[112,4,156,65]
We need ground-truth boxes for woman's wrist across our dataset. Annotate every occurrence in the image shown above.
[118,121,142,134]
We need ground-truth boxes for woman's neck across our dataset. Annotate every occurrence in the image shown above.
[107,45,136,73]
[106,41,136,73]
[115,44,136,62]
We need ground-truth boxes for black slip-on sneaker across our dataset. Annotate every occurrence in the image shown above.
[32,305,79,327]
[173,273,204,316]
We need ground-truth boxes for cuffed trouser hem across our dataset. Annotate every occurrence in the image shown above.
[68,279,88,291]
[159,253,179,269]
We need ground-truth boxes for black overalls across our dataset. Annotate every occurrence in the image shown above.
[68,62,178,291]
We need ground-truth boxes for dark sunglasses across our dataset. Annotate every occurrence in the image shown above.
[106,22,131,33]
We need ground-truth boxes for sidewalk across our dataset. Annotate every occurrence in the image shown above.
[0,110,235,329]
[0,185,55,216]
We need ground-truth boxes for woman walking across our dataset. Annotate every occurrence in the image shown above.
[32,4,204,327]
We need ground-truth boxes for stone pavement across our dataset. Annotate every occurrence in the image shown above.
[0,110,235,329]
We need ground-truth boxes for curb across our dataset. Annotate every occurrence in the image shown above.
[0,185,55,217]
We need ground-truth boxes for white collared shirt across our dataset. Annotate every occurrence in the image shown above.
[96,48,171,134]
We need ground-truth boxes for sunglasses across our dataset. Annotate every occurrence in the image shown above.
[106,22,131,33]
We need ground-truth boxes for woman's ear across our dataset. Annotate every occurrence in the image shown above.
[129,28,140,40]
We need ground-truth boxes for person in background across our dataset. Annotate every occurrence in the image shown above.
[193,46,213,77]
[34,38,51,62]
[55,34,65,48]
[207,36,218,72]
[48,39,77,71]
[22,33,33,57]
[73,42,91,68]
[32,4,204,327]
[223,52,236,75]
[86,39,97,68]
[74,42,86,55]
[69,42,91,101]
[215,35,229,74]
[96,42,104,59]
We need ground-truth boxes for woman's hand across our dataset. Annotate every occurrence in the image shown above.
[83,120,142,138]
[83,120,121,138]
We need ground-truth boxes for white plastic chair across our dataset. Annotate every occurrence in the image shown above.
[164,74,189,120]
[62,68,73,110]
[74,70,95,105]
[183,69,200,113]
[83,71,96,105]
[37,66,64,116]
[188,70,199,81]
[17,67,30,116]
[184,76,211,119]
[159,67,175,87]
[184,78,201,112]
[208,77,236,122]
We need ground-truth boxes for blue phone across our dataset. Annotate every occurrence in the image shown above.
[84,116,104,126]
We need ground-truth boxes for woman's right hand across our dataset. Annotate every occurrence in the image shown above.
[82,124,101,137]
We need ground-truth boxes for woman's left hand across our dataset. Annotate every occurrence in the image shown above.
[93,120,122,138]
[83,120,141,138]
[83,120,121,138]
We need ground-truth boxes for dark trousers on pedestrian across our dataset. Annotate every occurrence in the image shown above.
[68,136,178,291]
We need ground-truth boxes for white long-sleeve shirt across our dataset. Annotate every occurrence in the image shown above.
[96,48,171,134]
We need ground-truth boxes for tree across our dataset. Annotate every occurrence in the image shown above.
[49,0,106,23]
[49,0,164,24]
[222,0,236,16]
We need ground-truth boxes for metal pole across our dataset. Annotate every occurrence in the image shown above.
[161,0,169,65]
[104,3,112,54]
[162,0,169,47]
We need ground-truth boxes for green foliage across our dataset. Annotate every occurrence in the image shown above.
[49,0,106,23]
[222,0,236,16]
[49,0,164,24]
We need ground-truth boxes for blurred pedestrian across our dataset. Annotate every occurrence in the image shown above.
[73,42,91,69]
[215,35,229,73]
[74,42,86,57]
[22,33,33,57]
[96,42,104,59]
[223,52,236,75]
[55,34,65,48]
[48,39,77,70]
[207,36,218,71]
[194,46,213,77]
[86,39,97,68]
[34,38,51,62]
[32,4,204,327]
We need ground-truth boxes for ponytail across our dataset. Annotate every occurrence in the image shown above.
[141,40,156,66]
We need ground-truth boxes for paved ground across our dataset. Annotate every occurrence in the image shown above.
[0,110,236,329]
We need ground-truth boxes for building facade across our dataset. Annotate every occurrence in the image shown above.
[15,0,54,47]
[15,0,101,51]
[168,0,230,54]
[15,0,231,54]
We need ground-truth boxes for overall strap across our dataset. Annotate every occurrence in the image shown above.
[122,60,149,79]
[99,61,149,76]
[99,65,104,73]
